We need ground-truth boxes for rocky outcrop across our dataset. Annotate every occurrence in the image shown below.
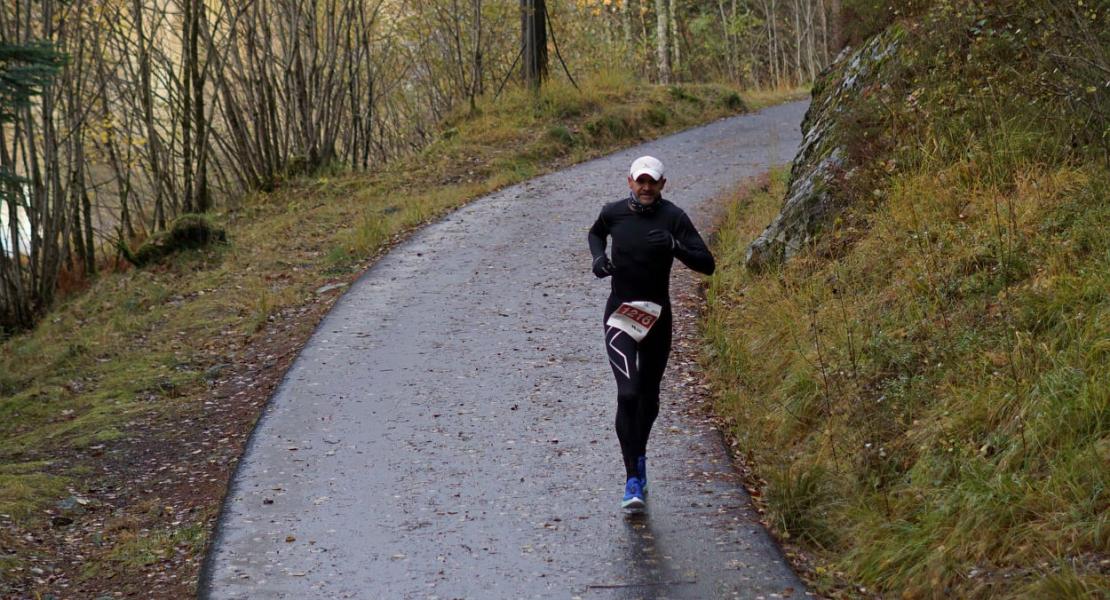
[745,27,903,271]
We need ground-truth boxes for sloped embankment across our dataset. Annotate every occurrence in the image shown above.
[705,2,1108,597]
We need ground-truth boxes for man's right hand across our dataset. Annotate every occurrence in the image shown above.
[592,255,614,278]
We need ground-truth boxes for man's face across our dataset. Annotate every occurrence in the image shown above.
[628,174,666,205]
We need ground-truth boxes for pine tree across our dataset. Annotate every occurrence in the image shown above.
[0,41,64,190]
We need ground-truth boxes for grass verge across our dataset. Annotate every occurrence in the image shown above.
[705,142,1108,599]
[706,4,1108,595]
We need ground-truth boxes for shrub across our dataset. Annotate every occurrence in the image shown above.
[546,124,576,147]
[124,214,227,267]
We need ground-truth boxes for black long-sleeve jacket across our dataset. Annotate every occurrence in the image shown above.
[588,196,715,309]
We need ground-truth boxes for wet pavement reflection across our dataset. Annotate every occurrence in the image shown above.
[614,514,669,600]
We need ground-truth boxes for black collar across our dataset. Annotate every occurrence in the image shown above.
[627,193,659,215]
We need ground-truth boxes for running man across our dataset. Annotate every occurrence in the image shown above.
[587,155,715,511]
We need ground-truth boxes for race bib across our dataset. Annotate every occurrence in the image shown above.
[606,301,662,342]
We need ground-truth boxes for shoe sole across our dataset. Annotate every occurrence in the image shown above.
[621,497,645,511]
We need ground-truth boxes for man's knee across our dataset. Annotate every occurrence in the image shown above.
[616,391,640,409]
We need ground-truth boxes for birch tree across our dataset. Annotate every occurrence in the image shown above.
[655,0,670,83]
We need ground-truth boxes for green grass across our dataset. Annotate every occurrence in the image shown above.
[0,462,68,521]
[104,523,207,569]
[80,520,209,581]
[706,161,1109,598]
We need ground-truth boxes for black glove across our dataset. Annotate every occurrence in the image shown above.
[592,255,614,278]
[646,229,675,251]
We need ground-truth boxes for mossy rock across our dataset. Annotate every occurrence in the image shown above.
[666,85,702,104]
[584,110,634,142]
[124,214,227,267]
[546,124,576,147]
[746,26,903,271]
[720,91,746,111]
[645,105,670,127]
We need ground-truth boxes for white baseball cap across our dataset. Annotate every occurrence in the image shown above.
[629,156,665,181]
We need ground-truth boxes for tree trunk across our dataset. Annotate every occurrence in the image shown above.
[133,0,166,230]
[190,0,210,212]
[182,0,195,213]
[655,0,670,83]
[763,0,779,86]
[827,0,840,54]
[668,0,680,79]
[805,0,817,80]
[717,0,735,83]
[793,0,802,85]
[819,0,830,64]
[622,0,632,54]
[473,0,483,102]
[521,0,548,88]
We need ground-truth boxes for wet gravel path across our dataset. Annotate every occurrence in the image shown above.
[201,101,809,599]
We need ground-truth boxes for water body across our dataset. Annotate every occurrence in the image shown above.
[0,197,32,256]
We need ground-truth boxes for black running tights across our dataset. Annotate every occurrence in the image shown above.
[604,311,672,479]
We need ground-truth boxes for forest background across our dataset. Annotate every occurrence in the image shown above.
[1,0,852,333]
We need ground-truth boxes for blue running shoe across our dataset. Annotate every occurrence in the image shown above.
[621,477,645,511]
[636,456,648,497]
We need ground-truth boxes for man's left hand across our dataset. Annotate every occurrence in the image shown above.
[646,229,675,251]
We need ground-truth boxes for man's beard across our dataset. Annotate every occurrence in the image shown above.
[628,192,658,214]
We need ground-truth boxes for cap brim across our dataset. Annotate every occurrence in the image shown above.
[631,169,663,181]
